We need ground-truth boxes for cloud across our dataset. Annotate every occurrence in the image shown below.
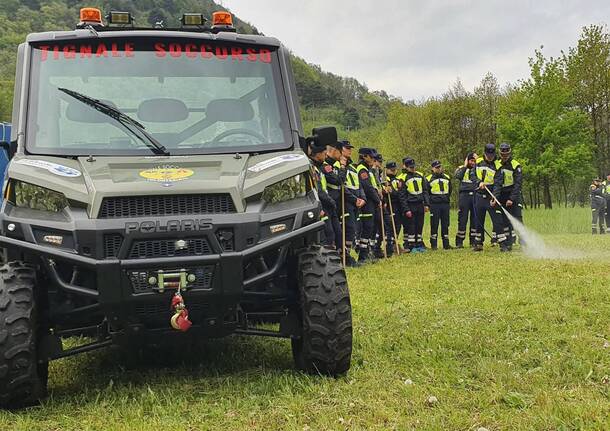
[222,0,610,100]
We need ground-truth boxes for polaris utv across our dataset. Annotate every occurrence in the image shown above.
[0,9,352,407]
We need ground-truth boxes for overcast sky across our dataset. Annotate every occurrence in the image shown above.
[221,0,609,101]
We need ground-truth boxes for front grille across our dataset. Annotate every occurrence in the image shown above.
[129,266,215,294]
[103,234,123,258]
[128,238,212,259]
[98,194,236,218]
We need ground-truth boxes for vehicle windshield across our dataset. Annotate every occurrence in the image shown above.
[26,37,292,156]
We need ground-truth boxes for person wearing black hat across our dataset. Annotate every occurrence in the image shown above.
[384,161,408,256]
[470,144,508,251]
[398,157,430,252]
[355,148,381,262]
[454,152,478,248]
[494,143,523,249]
[590,178,606,234]
[426,160,452,250]
[325,141,364,266]
[308,142,340,249]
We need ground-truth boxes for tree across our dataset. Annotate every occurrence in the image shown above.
[562,24,610,175]
[498,50,594,209]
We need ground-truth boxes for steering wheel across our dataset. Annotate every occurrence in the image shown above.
[211,128,267,145]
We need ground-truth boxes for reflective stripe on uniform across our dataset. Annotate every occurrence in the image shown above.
[426,174,450,194]
[475,160,496,185]
[405,176,423,194]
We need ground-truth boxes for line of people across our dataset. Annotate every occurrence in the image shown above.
[308,139,524,266]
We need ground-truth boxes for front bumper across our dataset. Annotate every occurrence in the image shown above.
[0,204,323,333]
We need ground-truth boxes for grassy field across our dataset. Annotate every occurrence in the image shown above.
[1,207,609,430]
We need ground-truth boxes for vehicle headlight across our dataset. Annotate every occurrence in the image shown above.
[261,173,309,204]
[12,181,68,212]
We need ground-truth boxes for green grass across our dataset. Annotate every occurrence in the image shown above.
[2,208,610,430]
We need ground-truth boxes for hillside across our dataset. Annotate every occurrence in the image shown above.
[0,0,391,135]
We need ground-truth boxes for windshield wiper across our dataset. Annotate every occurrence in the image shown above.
[57,87,169,156]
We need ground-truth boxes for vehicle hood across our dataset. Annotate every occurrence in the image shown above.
[8,152,311,216]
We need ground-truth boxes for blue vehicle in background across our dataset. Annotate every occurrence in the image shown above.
[0,123,10,203]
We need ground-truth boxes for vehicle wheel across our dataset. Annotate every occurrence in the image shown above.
[291,245,352,376]
[0,262,48,408]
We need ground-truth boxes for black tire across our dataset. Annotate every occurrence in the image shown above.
[291,245,352,376]
[0,262,48,408]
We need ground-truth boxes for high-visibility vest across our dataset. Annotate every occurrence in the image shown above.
[458,167,472,183]
[405,172,424,195]
[313,165,327,192]
[426,174,450,195]
[475,158,496,186]
[603,180,610,195]
[346,165,360,191]
[495,159,521,187]
[371,170,379,189]
[387,176,401,192]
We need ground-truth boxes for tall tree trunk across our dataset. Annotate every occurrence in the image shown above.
[542,176,553,209]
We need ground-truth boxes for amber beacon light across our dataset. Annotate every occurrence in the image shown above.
[79,7,103,24]
[212,11,233,26]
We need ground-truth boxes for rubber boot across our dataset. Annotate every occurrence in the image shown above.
[358,247,369,263]
[455,237,464,249]
[443,238,452,250]
[430,237,438,250]
[345,253,361,268]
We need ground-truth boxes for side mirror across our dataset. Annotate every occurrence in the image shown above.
[0,141,16,160]
[311,126,337,147]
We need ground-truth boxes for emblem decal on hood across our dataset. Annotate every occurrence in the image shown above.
[15,159,82,177]
[248,154,305,173]
[139,166,194,186]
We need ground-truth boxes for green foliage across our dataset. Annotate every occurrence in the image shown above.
[498,50,595,208]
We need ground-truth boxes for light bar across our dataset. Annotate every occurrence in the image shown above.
[107,11,133,25]
[181,13,206,26]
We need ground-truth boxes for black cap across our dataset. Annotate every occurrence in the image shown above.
[309,143,326,155]
[499,143,511,153]
[484,143,496,154]
[467,152,476,160]
[340,140,354,149]
[386,161,397,169]
[374,153,383,162]
[403,157,415,167]
[431,160,442,168]
[359,147,375,156]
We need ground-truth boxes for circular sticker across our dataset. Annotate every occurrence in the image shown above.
[139,166,194,183]
[49,164,82,178]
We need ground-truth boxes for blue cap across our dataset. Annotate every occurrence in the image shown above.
[431,160,442,168]
[386,161,397,169]
[403,157,415,167]
[359,147,376,156]
[484,143,496,154]
[499,143,511,153]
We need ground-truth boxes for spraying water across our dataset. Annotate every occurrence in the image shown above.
[501,208,585,260]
